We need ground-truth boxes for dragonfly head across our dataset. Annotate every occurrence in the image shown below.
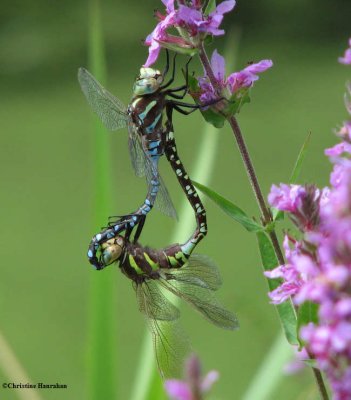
[133,67,163,96]
[101,236,125,266]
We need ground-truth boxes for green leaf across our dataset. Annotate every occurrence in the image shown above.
[193,180,264,232]
[204,0,216,15]
[227,88,251,115]
[302,359,318,369]
[201,108,226,128]
[158,40,198,56]
[271,207,284,221]
[297,301,319,347]
[289,131,312,184]
[256,232,298,345]
[273,132,312,222]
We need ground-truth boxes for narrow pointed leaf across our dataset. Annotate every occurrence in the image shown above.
[297,301,319,347]
[302,359,318,368]
[157,40,198,56]
[204,0,217,15]
[289,131,312,184]
[273,132,312,221]
[193,180,264,232]
[256,232,298,345]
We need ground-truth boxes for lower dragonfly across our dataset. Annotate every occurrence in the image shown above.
[90,116,208,270]
[78,53,214,269]
[99,225,239,378]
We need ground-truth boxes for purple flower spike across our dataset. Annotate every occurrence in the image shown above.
[164,354,219,400]
[165,380,192,400]
[338,38,351,65]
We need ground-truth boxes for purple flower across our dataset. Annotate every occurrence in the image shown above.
[268,184,306,213]
[264,236,317,304]
[164,354,219,400]
[144,2,178,67]
[144,1,236,66]
[227,60,273,93]
[198,49,273,103]
[266,137,351,399]
[178,0,236,36]
[338,38,351,65]
[269,184,326,231]
[283,347,309,375]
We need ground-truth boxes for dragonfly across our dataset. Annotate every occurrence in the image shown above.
[90,115,209,270]
[78,52,211,270]
[99,229,239,378]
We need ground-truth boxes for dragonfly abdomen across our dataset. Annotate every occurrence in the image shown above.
[164,125,207,256]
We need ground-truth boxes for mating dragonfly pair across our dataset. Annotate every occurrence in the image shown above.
[78,51,238,377]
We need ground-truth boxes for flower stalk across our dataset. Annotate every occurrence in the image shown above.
[198,41,284,263]
[197,37,329,400]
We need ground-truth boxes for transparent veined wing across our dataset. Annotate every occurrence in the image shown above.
[136,279,179,321]
[79,67,177,220]
[128,122,146,178]
[159,256,239,330]
[129,126,177,220]
[161,254,222,291]
[154,173,178,220]
[78,67,129,130]
[135,280,190,378]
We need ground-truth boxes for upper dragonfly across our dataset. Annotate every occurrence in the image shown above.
[78,53,203,269]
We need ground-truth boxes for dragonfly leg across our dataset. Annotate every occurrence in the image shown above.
[164,57,192,98]
[162,49,170,78]
[160,52,177,89]
[132,214,146,243]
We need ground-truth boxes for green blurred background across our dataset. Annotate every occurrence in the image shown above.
[1,0,350,399]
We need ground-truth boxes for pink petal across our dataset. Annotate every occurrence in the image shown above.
[211,49,226,83]
[201,370,219,392]
[164,380,192,400]
[213,0,236,15]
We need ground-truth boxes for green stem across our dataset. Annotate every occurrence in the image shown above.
[197,41,329,400]
[86,1,117,399]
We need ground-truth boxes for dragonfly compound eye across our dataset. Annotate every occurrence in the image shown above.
[101,236,125,266]
[133,67,162,96]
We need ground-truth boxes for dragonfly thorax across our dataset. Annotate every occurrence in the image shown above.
[133,67,163,96]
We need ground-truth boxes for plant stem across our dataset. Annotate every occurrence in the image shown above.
[87,1,117,399]
[198,41,329,400]
[198,42,284,264]
[312,367,329,400]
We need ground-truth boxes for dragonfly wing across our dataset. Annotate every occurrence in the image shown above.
[136,279,179,321]
[127,122,177,219]
[127,122,147,178]
[159,268,239,331]
[161,254,222,291]
[136,280,190,378]
[78,67,128,131]
[154,173,178,220]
